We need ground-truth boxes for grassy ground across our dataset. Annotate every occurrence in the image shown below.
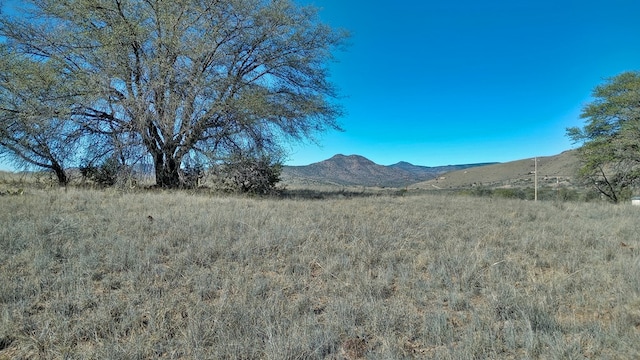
[1,187,640,359]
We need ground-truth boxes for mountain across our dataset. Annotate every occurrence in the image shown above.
[282,154,401,187]
[281,154,495,187]
[388,161,494,177]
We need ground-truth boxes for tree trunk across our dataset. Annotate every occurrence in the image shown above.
[153,152,181,188]
[51,162,68,186]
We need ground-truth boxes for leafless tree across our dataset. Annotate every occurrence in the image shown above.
[1,0,347,188]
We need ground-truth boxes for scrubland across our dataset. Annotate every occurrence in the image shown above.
[1,186,640,359]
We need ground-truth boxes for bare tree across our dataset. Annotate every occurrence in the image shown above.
[1,0,347,188]
[0,47,85,185]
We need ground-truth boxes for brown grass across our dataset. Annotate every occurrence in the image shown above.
[1,186,639,358]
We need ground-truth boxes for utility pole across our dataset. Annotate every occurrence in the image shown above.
[534,157,538,202]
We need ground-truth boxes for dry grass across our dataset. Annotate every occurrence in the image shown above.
[1,186,640,359]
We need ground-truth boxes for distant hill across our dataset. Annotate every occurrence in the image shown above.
[414,150,580,190]
[281,154,495,187]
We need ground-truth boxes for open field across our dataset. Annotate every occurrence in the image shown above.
[2,187,640,358]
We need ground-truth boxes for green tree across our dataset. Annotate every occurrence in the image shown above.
[0,0,346,188]
[567,71,640,203]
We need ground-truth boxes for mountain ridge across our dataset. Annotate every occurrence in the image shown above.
[282,154,496,187]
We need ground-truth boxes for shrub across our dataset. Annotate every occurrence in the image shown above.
[556,187,579,201]
[469,186,493,197]
[80,156,124,187]
[180,163,205,189]
[494,188,526,199]
[212,154,282,194]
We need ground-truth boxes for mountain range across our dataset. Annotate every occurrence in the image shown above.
[281,154,496,187]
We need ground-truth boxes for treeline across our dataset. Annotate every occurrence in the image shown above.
[459,186,608,202]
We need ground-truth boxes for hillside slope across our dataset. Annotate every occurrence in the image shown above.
[414,150,580,190]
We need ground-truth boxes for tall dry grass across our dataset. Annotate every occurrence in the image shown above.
[1,187,639,359]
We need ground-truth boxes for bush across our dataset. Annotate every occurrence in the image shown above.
[80,157,123,187]
[212,154,282,194]
[469,186,493,197]
[494,188,526,199]
[556,187,580,202]
[180,163,205,189]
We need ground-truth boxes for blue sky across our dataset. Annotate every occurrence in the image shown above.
[285,0,640,166]
[1,1,639,171]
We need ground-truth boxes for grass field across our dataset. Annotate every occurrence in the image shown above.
[1,187,640,359]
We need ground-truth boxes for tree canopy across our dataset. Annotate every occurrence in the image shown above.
[0,0,347,187]
[0,45,84,185]
[567,71,640,202]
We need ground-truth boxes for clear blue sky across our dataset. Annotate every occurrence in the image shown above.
[1,1,640,171]
[286,0,640,166]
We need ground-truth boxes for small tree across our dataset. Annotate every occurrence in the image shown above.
[80,156,125,187]
[567,71,640,203]
[213,152,282,194]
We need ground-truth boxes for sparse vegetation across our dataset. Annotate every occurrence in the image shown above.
[2,184,640,359]
[460,186,583,202]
